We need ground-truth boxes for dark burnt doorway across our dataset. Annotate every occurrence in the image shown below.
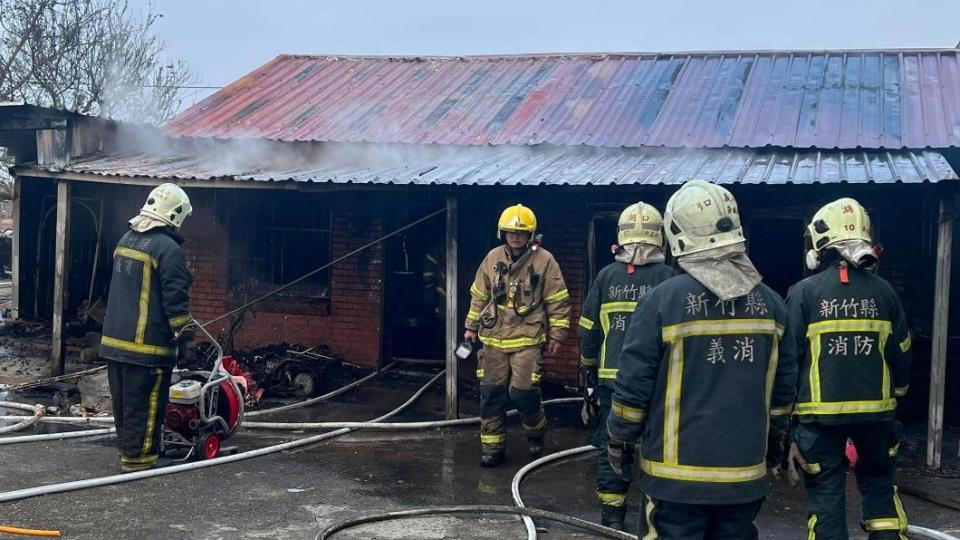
[383,212,446,363]
[588,209,620,286]
[746,217,806,298]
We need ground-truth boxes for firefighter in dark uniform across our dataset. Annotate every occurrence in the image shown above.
[783,198,911,539]
[101,183,194,472]
[579,202,674,530]
[607,180,798,538]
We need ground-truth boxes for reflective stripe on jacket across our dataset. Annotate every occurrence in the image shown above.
[100,229,193,367]
[608,273,796,505]
[578,261,674,382]
[465,245,570,351]
[783,264,911,425]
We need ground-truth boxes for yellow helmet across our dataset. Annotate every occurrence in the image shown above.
[140,183,192,228]
[663,180,744,257]
[497,204,537,239]
[807,197,872,252]
[617,202,663,247]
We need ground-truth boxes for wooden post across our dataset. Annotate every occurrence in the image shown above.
[927,196,953,469]
[10,177,21,319]
[445,195,459,419]
[51,180,71,376]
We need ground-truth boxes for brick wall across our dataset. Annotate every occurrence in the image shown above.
[182,191,385,368]
[537,203,587,383]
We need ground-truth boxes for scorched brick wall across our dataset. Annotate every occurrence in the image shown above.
[183,192,385,369]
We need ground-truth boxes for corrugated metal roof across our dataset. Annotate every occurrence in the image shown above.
[164,51,960,149]
[41,146,957,186]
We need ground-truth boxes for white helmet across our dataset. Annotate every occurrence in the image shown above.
[663,180,744,257]
[807,197,872,252]
[140,183,192,228]
[617,202,663,247]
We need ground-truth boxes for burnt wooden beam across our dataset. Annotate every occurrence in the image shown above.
[10,177,21,319]
[445,195,459,419]
[51,180,72,376]
[927,196,954,469]
[0,116,67,131]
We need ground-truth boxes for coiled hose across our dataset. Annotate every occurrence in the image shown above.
[0,401,44,434]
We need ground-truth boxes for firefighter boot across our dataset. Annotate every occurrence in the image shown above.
[480,447,506,468]
[601,504,626,531]
[510,385,547,456]
[528,434,545,457]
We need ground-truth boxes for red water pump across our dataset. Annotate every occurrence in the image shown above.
[161,323,250,460]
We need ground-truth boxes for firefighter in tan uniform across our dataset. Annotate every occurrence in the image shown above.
[464,204,571,468]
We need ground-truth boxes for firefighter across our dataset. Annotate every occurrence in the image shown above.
[607,180,797,538]
[578,202,674,530]
[464,204,571,468]
[782,198,911,539]
[100,183,194,472]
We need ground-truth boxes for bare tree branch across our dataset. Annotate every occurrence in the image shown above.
[0,0,193,122]
[0,0,193,199]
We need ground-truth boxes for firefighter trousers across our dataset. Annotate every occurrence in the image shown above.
[593,385,630,508]
[795,421,908,540]
[107,361,172,472]
[477,346,546,452]
[639,495,763,540]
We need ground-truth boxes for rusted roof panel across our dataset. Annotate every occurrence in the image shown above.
[164,51,960,149]
[41,146,957,186]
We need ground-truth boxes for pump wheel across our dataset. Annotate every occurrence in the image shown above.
[293,371,316,397]
[198,433,221,460]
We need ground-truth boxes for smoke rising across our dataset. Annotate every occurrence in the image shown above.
[103,121,651,184]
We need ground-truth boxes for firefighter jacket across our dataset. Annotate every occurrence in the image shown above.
[465,245,570,351]
[782,263,911,425]
[100,228,194,367]
[578,261,674,384]
[608,273,796,505]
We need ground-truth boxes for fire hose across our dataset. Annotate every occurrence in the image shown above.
[315,506,634,540]
[0,428,115,445]
[0,401,44,434]
[0,524,61,537]
[510,445,960,540]
[0,370,445,504]
[245,361,398,417]
[241,397,582,430]
[512,444,598,540]
[0,398,582,443]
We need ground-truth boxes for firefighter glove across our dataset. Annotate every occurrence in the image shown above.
[766,415,790,476]
[174,323,196,366]
[174,324,195,344]
[579,367,600,428]
[607,434,635,482]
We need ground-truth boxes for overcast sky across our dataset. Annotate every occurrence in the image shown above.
[141,0,960,107]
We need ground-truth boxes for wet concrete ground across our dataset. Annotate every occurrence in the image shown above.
[1,373,959,539]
